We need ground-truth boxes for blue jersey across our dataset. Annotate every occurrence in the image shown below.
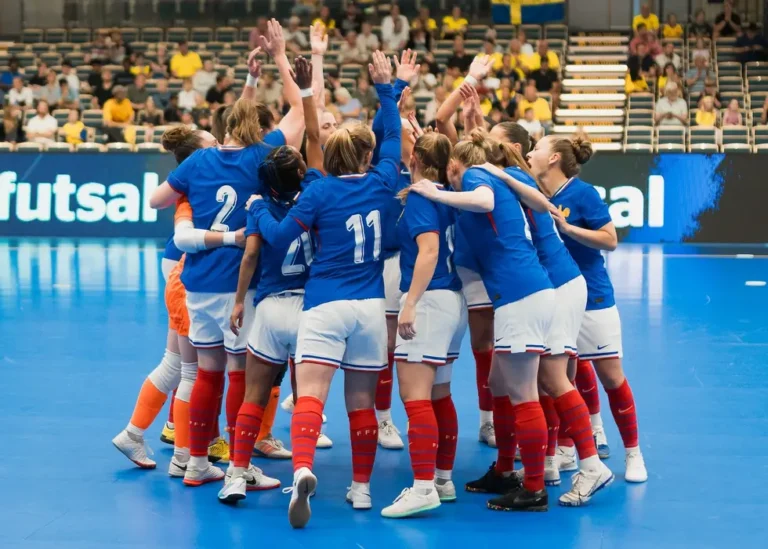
[550,177,615,310]
[251,82,402,311]
[381,168,411,259]
[167,130,285,293]
[163,234,183,261]
[505,167,581,289]
[397,184,462,293]
[245,198,311,307]
[459,168,552,308]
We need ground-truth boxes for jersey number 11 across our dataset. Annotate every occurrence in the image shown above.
[346,210,382,264]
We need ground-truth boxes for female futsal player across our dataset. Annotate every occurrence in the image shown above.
[247,50,401,528]
[410,130,555,512]
[526,134,647,483]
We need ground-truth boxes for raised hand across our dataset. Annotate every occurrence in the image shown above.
[368,50,393,85]
[246,47,263,78]
[260,18,286,58]
[310,23,328,56]
[468,54,495,81]
[407,111,424,138]
[398,86,412,115]
[292,56,313,89]
[393,49,420,82]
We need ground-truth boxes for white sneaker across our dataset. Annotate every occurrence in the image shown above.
[286,467,317,529]
[168,455,188,478]
[253,436,292,459]
[316,432,333,449]
[218,476,247,504]
[280,393,295,412]
[345,482,372,509]
[625,448,648,483]
[479,422,497,447]
[544,456,561,486]
[435,479,457,502]
[381,486,441,518]
[559,462,614,506]
[112,430,156,469]
[378,420,404,449]
[557,445,578,472]
[183,463,225,487]
[593,425,610,459]
[226,463,281,491]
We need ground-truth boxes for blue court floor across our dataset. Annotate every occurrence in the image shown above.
[1,239,767,549]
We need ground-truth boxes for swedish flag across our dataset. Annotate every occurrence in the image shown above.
[493,0,565,25]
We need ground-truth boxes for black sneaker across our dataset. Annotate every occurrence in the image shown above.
[465,462,523,494]
[487,486,548,512]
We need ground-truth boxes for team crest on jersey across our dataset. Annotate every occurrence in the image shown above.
[558,205,571,218]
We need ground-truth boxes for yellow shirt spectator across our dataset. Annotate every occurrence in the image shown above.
[451,75,465,90]
[490,52,504,71]
[442,15,469,37]
[170,51,203,79]
[695,109,717,127]
[62,121,86,145]
[520,51,561,72]
[518,97,552,122]
[633,13,660,32]
[412,18,438,32]
[103,98,134,124]
[662,24,683,38]
[131,65,151,76]
[312,17,336,35]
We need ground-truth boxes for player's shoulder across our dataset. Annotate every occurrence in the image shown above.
[505,166,537,188]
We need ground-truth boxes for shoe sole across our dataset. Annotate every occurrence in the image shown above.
[218,492,246,505]
[246,481,281,492]
[597,446,610,459]
[112,442,156,469]
[252,448,292,460]
[378,441,405,450]
[438,495,457,503]
[559,472,615,507]
[316,443,333,449]
[625,474,648,483]
[289,474,317,529]
[487,502,548,512]
[183,475,224,487]
[346,500,373,510]
[160,434,175,445]
[381,501,441,518]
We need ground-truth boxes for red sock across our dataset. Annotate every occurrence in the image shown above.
[375,353,395,411]
[492,396,516,474]
[348,409,378,483]
[473,349,493,412]
[404,400,438,480]
[291,396,324,472]
[226,370,245,461]
[575,360,600,415]
[233,402,264,467]
[606,379,639,448]
[555,390,597,460]
[432,395,458,472]
[168,389,177,423]
[539,395,559,457]
[189,369,224,457]
[514,401,547,493]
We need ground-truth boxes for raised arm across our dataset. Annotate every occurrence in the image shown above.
[477,163,555,214]
[250,199,309,249]
[372,49,418,163]
[410,178,494,213]
[436,55,494,143]
[459,83,484,134]
[310,23,328,107]
[369,50,400,164]
[293,56,323,170]
[241,47,263,102]
[173,220,245,252]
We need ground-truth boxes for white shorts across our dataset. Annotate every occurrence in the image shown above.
[186,290,256,354]
[577,305,623,360]
[295,298,388,372]
[161,258,179,282]
[384,254,403,316]
[545,276,587,357]
[246,292,304,365]
[494,289,555,354]
[394,290,468,367]
[457,266,492,310]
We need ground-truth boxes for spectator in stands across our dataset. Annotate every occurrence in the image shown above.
[523,39,561,74]
[58,79,79,110]
[492,85,518,120]
[662,13,683,39]
[128,74,150,110]
[696,79,722,109]
[197,112,212,133]
[447,36,473,74]
[761,96,768,125]
[285,16,309,54]
[497,53,523,90]
[62,109,87,146]
[424,85,448,125]
[695,96,718,127]
[353,75,378,112]
[192,94,210,123]
[193,59,218,98]
[85,59,103,94]
[292,0,318,17]
[411,61,438,91]
[138,96,164,127]
[108,30,131,64]
[686,55,714,94]
[358,21,380,57]
[383,6,410,51]
[115,58,136,87]
[518,107,544,139]
[92,68,114,108]
[178,78,199,111]
[530,57,559,93]
[131,53,151,77]
[152,78,171,110]
[164,93,182,123]
[413,6,438,35]
[335,87,363,121]
[60,61,80,100]
[40,71,62,109]
[26,100,58,145]
[323,89,343,124]
[657,63,682,92]
[517,83,552,124]
[339,3,364,37]
[630,23,662,56]
[628,43,655,81]
[722,98,743,126]
[442,5,468,39]
[339,31,368,64]
[171,41,203,79]
[483,39,503,71]
[407,26,433,52]
[87,32,109,64]
[8,76,33,109]
[633,3,659,34]
[692,37,711,63]
[250,17,270,50]
[205,75,231,109]
[2,106,21,143]
[689,9,713,39]
[655,42,682,72]
[152,45,171,77]
[103,86,134,142]
[29,62,49,88]
[255,71,283,108]
[714,0,742,38]
[736,23,766,64]
[517,28,535,55]
[655,82,688,126]
[313,5,337,37]
[180,110,197,129]
[0,58,22,92]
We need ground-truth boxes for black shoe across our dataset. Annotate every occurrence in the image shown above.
[487,486,548,512]
[465,462,523,494]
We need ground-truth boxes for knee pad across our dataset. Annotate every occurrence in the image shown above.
[177,362,198,402]
[148,350,182,394]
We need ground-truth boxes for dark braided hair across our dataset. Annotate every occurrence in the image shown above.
[258,146,305,206]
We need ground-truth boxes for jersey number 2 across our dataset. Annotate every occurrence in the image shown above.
[346,211,381,264]
[210,185,237,232]
[282,233,313,276]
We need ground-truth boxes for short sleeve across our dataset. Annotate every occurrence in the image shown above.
[301,168,324,191]
[461,168,494,193]
[289,179,322,231]
[263,129,286,148]
[405,192,440,240]
[579,185,612,230]
[167,153,196,195]
[174,196,193,222]
[245,208,261,238]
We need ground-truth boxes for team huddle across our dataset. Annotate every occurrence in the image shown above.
[111,19,647,528]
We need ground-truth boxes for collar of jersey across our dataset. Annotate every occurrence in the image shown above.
[338,173,366,179]
[218,144,245,151]
[551,177,575,198]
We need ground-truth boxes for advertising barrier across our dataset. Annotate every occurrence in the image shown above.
[1,152,766,243]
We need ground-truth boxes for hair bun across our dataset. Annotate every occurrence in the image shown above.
[470,129,486,147]
[571,135,593,165]
[161,126,194,153]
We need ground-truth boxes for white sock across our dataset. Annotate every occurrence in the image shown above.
[230,465,246,479]
[579,455,601,472]
[173,447,190,462]
[351,480,370,492]
[435,468,452,481]
[625,446,640,455]
[166,421,175,429]
[376,408,392,423]
[480,410,493,425]
[126,423,144,437]
[590,413,603,429]
[413,479,435,493]
[189,455,208,471]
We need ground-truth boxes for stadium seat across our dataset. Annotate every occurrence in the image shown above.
[656,127,686,147]
[624,143,653,152]
[218,51,241,66]
[748,76,768,92]
[65,52,85,66]
[76,143,105,152]
[689,126,717,146]
[107,143,135,152]
[141,27,164,42]
[41,53,62,66]
[16,142,44,152]
[0,143,14,153]
[718,62,742,79]
[131,42,150,55]
[753,124,768,145]
[689,143,718,152]
[30,42,52,55]
[8,43,28,55]
[167,28,190,43]
[719,76,743,93]
[119,28,140,43]
[657,143,686,152]
[746,61,768,78]
[69,29,91,43]
[46,143,74,152]
[520,25,542,40]
[135,143,165,152]
[495,25,515,40]
[53,109,72,126]
[82,109,104,129]
[627,109,654,125]
[625,126,653,146]
[722,143,752,153]
[216,27,238,43]
[545,24,568,40]
[22,29,44,44]
[206,42,226,54]
[722,125,750,146]
[16,53,36,68]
